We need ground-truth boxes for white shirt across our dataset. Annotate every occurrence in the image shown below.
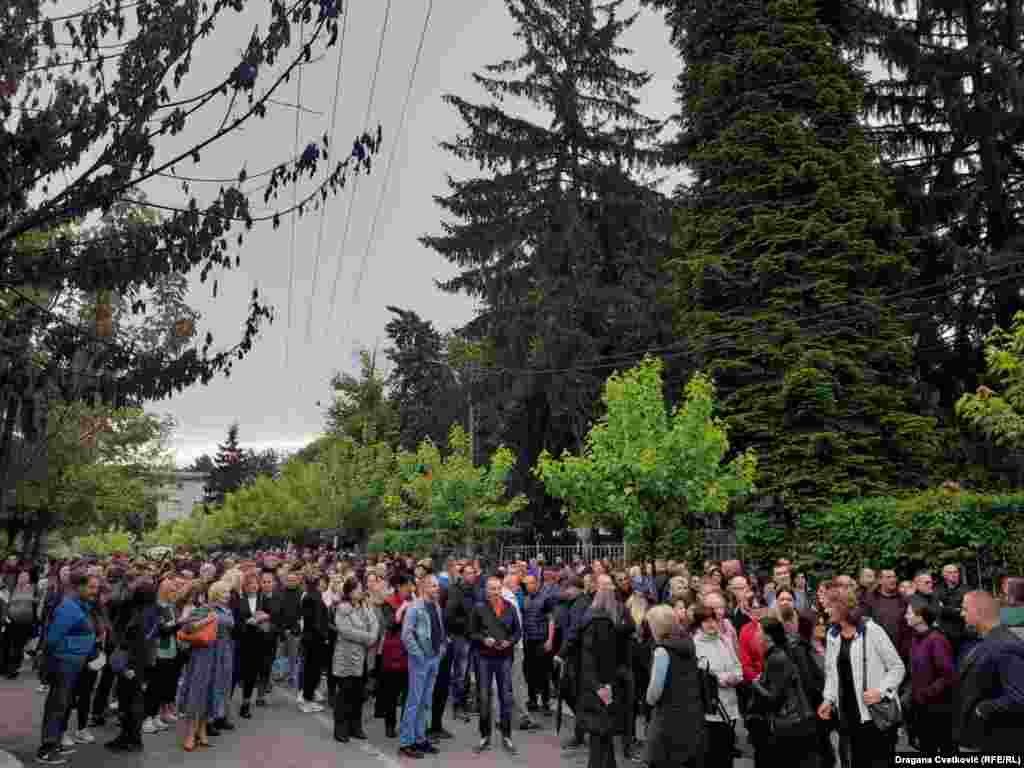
[501,587,524,649]
[248,595,258,615]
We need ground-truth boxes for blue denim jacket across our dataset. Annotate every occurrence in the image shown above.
[401,599,445,660]
[45,596,96,664]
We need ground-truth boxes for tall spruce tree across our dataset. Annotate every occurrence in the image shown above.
[654,0,940,521]
[422,0,673,528]
[204,423,245,507]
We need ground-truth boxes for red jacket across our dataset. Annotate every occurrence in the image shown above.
[739,618,764,681]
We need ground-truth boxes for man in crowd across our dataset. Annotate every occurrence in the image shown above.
[398,574,446,759]
[937,563,968,611]
[471,576,521,754]
[522,574,556,715]
[445,561,478,722]
[37,574,99,766]
[862,568,908,651]
[277,571,304,697]
[913,570,940,614]
[554,574,593,750]
[955,590,1024,754]
[501,573,540,732]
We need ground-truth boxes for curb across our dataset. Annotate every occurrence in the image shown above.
[0,750,24,768]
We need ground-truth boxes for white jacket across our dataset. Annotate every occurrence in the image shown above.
[823,618,905,724]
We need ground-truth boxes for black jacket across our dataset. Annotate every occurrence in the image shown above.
[751,643,815,728]
[301,590,330,644]
[446,580,476,638]
[237,592,269,651]
[277,587,302,633]
[576,609,621,735]
[469,599,521,657]
[954,625,1024,752]
[647,638,705,765]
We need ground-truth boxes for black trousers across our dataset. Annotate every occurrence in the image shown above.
[524,640,552,706]
[145,660,177,717]
[839,721,897,768]
[239,641,264,702]
[377,669,408,730]
[116,675,145,745]
[65,665,97,733]
[91,665,115,718]
[430,646,451,732]
[703,720,735,768]
[258,633,277,694]
[302,638,326,703]
[334,675,366,737]
[913,707,956,755]
[588,732,617,768]
[3,623,33,674]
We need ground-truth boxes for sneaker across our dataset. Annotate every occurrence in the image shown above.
[299,701,324,714]
[37,684,50,693]
[61,734,76,749]
[36,749,67,766]
[502,737,518,754]
[154,717,170,731]
[474,738,491,753]
[142,718,158,734]
[109,700,119,712]
[74,729,95,744]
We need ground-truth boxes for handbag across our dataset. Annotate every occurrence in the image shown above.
[862,628,901,731]
[768,663,814,739]
[177,614,217,648]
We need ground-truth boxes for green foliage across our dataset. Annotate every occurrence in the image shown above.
[69,527,137,557]
[385,425,528,545]
[660,0,940,519]
[327,348,399,447]
[367,529,452,556]
[956,311,1024,447]
[535,356,756,559]
[791,488,1024,576]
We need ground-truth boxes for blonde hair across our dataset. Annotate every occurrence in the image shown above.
[647,605,676,642]
[208,580,231,604]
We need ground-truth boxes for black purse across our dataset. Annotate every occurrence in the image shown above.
[862,629,901,731]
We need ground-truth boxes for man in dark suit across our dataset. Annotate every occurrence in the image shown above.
[257,570,281,704]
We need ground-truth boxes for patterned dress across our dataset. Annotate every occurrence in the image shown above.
[176,606,217,720]
[210,604,236,720]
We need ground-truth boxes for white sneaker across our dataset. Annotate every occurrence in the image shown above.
[295,692,304,705]
[109,700,118,712]
[142,718,158,734]
[299,701,324,714]
[61,734,75,749]
[37,684,49,693]
[74,729,95,744]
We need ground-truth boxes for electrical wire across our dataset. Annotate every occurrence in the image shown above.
[325,0,392,329]
[350,0,433,308]
[284,20,306,367]
[303,0,351,344]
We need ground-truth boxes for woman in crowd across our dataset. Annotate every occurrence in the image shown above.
[300,575,329,713]
[176,583,218,751]
[106,580,156,753]
[88,584,118,728]
[819,587,905,768]
[332,576,379,742]
[208,580,237,736]
[324,575,342,708]
[692,603,742,768]
[577,584,623,768]
[644,604,705,768]
[626,586,653,743]
[904,598,957,754]
[377,575,412,738]
[237,572,270,719]
[750,616,817,768]
[3,569,36,678]
[142,578,181,734]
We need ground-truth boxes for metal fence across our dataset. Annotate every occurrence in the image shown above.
[499,543,630,565]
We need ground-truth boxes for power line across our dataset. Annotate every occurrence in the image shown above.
[303,0,351,344]
[351,0,433,308]
[325,0,393,328]
[284,20,306,367]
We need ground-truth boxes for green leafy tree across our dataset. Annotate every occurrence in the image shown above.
[535,356,756,563]
[203,423,278,506]
[648,0,940,522]
[421,0,673,531]
[956,311,1024,448]
[385,425,528,550]
[384,306,463,451]
[326,348,399,447]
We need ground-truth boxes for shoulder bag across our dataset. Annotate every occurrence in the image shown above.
[862,627,901,731]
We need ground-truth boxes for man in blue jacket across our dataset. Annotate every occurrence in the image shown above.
[398,574,446,759]
[37,574,98,766]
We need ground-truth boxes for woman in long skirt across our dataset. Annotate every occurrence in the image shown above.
[175,591,218,751]
[208,582,237,734]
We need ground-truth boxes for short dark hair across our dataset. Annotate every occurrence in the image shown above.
[909,596,937,626]
[691,603,715,629]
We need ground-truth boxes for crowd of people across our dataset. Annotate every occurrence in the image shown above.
[1,549,1022,767]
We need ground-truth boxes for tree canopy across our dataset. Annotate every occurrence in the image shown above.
[956,311,1024,448]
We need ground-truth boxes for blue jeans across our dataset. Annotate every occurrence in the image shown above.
[41,657,83,750]
[477,654,513,739]
[448,637,472,707]
[399,654,440,747]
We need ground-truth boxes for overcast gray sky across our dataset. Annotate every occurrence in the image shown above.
[116,0,681,465]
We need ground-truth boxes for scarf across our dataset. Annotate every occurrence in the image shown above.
[491,597,505,617]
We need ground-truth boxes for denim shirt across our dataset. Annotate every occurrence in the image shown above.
[401,599,445,660]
